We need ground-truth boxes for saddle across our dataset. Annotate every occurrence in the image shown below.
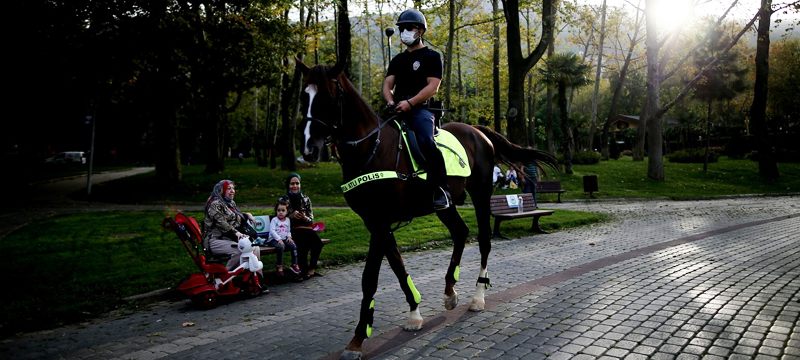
[338,121,471,193]
[396,121,471,179]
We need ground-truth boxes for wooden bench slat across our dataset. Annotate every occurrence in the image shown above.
[535,180,566,202]
[490,193,554,239]
[260,238,331,254]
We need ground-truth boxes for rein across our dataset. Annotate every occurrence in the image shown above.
[307,77,414,192]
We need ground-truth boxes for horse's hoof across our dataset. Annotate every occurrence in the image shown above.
[340,350,363,360]
[443,291,458,310]
[469,296,485,312]
[404,308,424,331]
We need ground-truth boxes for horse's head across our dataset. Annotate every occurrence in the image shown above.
[297,59,346,162]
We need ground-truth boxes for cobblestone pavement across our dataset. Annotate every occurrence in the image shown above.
[1,196,798,360]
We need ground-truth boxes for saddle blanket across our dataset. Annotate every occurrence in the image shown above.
[402,127,471,179]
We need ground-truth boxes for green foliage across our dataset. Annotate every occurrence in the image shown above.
[768,39,800,130]
[691,21,748,104]
[572,150,602,164]
[667,148,719,163]
[539,53,593,89]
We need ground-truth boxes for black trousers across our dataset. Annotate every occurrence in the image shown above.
[293,227,323,272]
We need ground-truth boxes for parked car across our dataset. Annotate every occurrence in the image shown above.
[45,151,86,164]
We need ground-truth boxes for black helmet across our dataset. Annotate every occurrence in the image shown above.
[396,9,427,30]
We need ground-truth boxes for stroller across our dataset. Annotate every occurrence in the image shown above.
[163,212,266,309]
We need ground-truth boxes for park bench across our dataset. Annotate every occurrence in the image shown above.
[490,193,555,239]
[535,180,566,202]
[251,215,331,254]
[259,238,331,254]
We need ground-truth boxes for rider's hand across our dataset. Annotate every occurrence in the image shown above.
[395,99,412,113]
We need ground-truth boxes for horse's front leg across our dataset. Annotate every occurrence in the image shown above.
[342,229,386,360]
[384,231,423,330]
[436,207,469,310]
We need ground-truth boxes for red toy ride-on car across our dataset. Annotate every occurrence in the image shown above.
[163,212,267,309]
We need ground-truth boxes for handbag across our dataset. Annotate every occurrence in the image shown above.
[237,220,258,240]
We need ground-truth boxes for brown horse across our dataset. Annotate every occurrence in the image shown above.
[297,61,557,359]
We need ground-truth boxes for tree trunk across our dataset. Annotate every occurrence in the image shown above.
[558,81,574,174]
[503,0,555,146]
[601,2,642,159]
[154,112,181,185]
[588,0,607,152]
[703,100,711,173]
[750,0,779,180]
[493,0,502,132]
[337,0,351,77]
[545,31,556,154]
[644,0,664,180]
[444,0,456,118]
[280,57,302,171]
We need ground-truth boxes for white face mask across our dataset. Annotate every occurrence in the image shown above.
[400,29,418,46]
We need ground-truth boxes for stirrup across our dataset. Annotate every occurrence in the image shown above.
[433,187,451,211]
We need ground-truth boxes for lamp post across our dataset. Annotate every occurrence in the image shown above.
[385,27,395,61]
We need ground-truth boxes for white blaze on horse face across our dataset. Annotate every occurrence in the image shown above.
[304,84,317,119]
[303,84,318,156]
[303,121,313,156]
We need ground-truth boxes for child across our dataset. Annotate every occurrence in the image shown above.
[506,168,518,189]
[268,199,301,277]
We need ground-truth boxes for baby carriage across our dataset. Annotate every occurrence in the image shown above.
[163,212,266,309]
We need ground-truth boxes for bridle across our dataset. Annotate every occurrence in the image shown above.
[304,78,394,149]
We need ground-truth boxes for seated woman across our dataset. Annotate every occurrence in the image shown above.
[203,179,263,275]
[279,173,324,280]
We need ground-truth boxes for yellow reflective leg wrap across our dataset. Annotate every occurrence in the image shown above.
[406,275,422,304]
[366,298,375,338]
[454,265,460,282]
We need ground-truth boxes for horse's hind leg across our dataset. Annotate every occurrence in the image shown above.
[469,192,493,312]
[436,206,469,310]
[383,231,423,330]
[343,228,387,359]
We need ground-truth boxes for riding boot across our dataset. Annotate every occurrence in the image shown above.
[425,147,451,211]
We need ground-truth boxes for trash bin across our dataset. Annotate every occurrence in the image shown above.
[583,175,598,197]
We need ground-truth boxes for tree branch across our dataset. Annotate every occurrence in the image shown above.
[455,15,505,31]
[657,7,759,118]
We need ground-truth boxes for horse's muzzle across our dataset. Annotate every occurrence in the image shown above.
[303,145,320,162]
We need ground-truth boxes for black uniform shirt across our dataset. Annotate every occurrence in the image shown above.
[386,46,443,101]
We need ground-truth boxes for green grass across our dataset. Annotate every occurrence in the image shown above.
[84,156,800,206]
[495,156,800,202]
[0,207,604,338]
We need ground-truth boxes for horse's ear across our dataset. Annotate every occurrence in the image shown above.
[296,57,310,75]
[328,61,344,77]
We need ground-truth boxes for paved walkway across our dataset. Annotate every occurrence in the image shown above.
[1,196,798,359]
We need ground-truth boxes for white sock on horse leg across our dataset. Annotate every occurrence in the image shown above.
[469,267,488,312]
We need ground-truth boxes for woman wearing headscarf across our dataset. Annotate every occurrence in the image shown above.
[203,179,263,272]
[278,173,324,279]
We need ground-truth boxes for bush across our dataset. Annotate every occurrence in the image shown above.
[573,150,602,164]
[668,148,719,163]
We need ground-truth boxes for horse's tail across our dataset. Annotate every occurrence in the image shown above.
[473,125,559,175]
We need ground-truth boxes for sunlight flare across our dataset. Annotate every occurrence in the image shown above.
[650,0,697,34]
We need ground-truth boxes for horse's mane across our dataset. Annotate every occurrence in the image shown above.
[309,64,379,121]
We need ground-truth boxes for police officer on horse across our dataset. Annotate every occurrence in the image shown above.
[383,8,451,211]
